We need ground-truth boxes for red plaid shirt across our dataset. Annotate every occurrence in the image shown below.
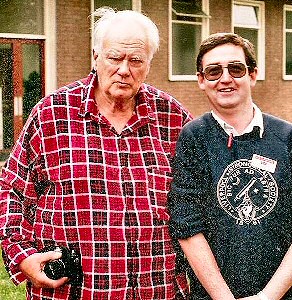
[0,70,192,300]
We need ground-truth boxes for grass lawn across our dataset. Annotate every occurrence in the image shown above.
[0,248,26,300]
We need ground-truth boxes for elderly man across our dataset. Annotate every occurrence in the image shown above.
[168,33,292,300]
[0,7,192,300]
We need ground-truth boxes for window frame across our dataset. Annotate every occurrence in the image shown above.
[0,0,57,94]
[168,0,209,81]
[283,4,292,80]
[232,0,265,81]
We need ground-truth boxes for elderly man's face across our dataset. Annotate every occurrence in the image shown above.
[94,21,151,103]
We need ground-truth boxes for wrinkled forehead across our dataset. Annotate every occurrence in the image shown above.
[102,20,150,55]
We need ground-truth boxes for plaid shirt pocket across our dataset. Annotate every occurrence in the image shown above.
[148,167,172,222]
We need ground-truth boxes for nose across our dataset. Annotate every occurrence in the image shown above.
[220,67,232,82]
[117,60,130,76]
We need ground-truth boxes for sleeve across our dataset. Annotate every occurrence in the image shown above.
[182,107,193,127]
[0,108,42,285]
[167,122,210,240]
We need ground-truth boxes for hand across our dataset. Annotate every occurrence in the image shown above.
[19,250,69,288]
[237,296,259,300]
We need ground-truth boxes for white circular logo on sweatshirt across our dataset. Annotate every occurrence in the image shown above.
[217,159,278,225]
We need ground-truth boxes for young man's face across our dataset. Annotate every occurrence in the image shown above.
[197,43,258,116]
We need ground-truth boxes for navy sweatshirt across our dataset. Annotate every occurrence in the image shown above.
[168,112,292,299]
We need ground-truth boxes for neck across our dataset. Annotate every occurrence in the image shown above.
[95,89,136,134]
[99,98,135,116]
[214,104,254,135]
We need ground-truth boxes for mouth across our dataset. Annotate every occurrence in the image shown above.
[218,87,236,93]
[115,81,131,87]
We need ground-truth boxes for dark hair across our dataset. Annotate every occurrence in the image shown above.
[196,32,257,73]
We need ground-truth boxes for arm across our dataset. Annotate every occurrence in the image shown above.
[0,108,42,284]
[239,129,292,300]
[180,233,235,300]
[238,244,292,300]
[168,121,236,299]
[263,244,292,298]
[0,102,76,288]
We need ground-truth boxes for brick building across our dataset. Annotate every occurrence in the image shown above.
[0,0,292,160]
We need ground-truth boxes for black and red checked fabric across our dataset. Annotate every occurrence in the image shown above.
[0,70,192,299]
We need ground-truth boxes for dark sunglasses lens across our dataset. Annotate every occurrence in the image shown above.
[204,65,223,80]
[228,63,246,78]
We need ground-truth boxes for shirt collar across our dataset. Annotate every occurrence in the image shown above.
[79,69,99,118]
[211,103,264,138]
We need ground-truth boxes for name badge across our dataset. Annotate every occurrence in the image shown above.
[251,154,277,173]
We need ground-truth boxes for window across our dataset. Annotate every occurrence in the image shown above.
[169,0,209,81]
[93,0,133,11]
[284,5,292,79]
[0,0,52,156]
[0,0,44,35]
[0,39,45,153]
[233,1,265,80]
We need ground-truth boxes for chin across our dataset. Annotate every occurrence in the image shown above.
[113,93,134,101]
[217,98,241,108]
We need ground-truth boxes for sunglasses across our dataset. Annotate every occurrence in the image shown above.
[201,62,249,81]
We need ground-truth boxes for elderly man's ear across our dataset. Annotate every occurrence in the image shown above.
[93,49,98,60]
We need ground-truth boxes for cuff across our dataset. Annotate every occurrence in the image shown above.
[2,240,37,285]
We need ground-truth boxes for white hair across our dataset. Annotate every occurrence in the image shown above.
[92,7,159,60]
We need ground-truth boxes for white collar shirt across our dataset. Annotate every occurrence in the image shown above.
[211,103,264,138]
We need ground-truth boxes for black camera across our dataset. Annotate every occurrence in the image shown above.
[41,245,83,285]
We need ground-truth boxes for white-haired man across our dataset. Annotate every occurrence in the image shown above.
[0,7,192,300]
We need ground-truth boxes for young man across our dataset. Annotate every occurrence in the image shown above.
[0,7,192,300]
[168,33,292,300]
